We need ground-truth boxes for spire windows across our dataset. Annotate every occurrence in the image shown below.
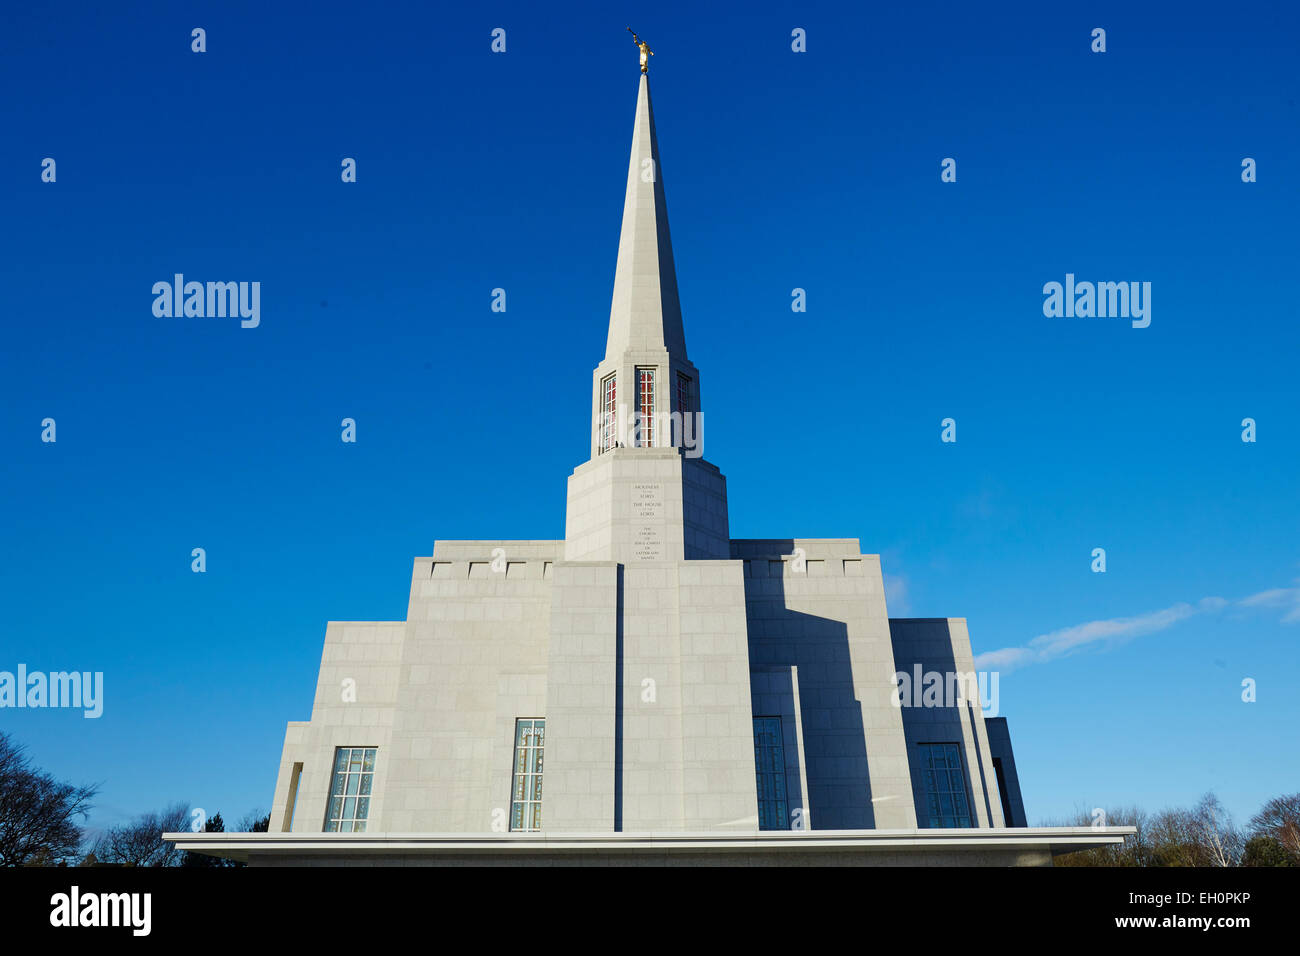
[637,368,656,447]
[600,373,618,453]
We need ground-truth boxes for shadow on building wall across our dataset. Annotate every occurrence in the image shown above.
[741,540,877,830]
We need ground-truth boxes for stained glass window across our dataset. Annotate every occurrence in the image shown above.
[510,718,545,831]
[677,372,691,414]
[600,374,617,453]
[637,368,655,446]
[919,742,972,828]
[753,717,790,830]
[324,747,377,832]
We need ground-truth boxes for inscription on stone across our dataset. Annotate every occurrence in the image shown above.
[632,482,664,519]
[633,525,664,560]
[632,482,665,559]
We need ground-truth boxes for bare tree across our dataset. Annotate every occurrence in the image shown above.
[1191,792,1243,867]
[1141,793,1244,867]
[1248,793,1300,859]
[1044,804,1151,867]
[235,809,270,833]
[92,802,190,867]
[1046,793,1293,867]
[1147,806,1210,866]
[0,731,98,866]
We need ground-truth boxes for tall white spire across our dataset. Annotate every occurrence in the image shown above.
[604,74,688,363]
[564,65,729,565]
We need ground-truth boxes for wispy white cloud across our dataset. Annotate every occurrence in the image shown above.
[1237,584,1300,622]
[973,581,1299,672]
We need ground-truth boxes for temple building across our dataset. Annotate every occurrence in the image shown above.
[171,62,1130,866]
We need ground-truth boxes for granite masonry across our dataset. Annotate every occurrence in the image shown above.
[170,71,1131,866]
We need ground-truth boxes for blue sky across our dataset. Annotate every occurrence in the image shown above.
[1,0,1297,836]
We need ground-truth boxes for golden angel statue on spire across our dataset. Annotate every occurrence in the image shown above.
[627,28,654,74]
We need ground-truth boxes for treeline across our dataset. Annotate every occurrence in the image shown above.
[85,802,269,868]
[1043,792,1300,867]
[0,731,266,867]
[6,730,1296,867]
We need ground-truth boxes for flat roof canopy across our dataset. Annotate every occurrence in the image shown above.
[166,826,1135,865]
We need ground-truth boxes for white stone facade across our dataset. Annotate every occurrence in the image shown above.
[264,72,1030,844]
